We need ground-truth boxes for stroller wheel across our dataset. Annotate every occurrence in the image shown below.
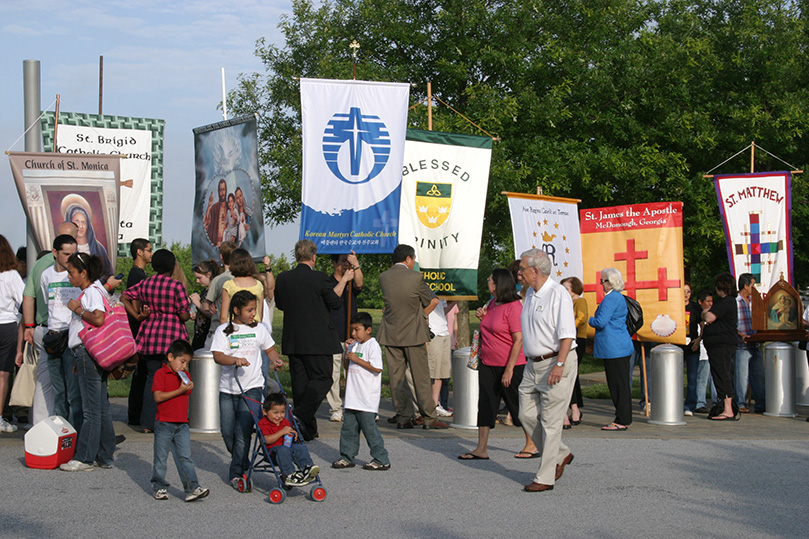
[268,488,286,504]
[310,485,327,502]
[237,476,251,493]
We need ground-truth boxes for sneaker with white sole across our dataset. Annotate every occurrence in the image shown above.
[284,472,305,487]
[435,405,453,417]
[362,460,391,471]
[0,418,18,433]
[303,465,320,483]
[185,486,210,502]
[60,460,94,472]
[230,477,241,491]
[329,412,343,422]
[684,410,694,417]
[95,460,114,469]
[153,488,168,500]
[332,458,355,469]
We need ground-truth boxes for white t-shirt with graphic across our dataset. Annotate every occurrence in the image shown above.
[41,265,80,331]
[343,337,383,414]
[210,322,274,394]
[68,282,107,349]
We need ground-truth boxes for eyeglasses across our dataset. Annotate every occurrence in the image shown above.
[600,279,608,283]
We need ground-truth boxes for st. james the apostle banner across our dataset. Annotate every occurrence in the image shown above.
[299,78,409,254]
[398,129,492,299]
[579,202,685,344]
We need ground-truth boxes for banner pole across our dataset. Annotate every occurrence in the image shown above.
[23,60,43,264]
[221,68,227,120]
[641,338,650,417]
[750,141,755,173]
[98,55,104,115]
[53,94,60,151]
[427,82,433,131]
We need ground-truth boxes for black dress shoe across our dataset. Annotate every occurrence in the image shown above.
[396,420,415,429]
[115,435,126,445]
[387,416,398,424]
[422,420,450,430]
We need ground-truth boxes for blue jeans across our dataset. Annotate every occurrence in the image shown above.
[140,354,165,431]
[219,388,262,480]
[339,409,389,465]
[152,421,199,493]
[270,443,314,476]
[72,345,115,465]
[49,343,83,433]
[735,346,765,411]
[683,349,700,412]
[696,360,717,409]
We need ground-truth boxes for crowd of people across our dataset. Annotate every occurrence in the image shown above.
[0,230,804,498]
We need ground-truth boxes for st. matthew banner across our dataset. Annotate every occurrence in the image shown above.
[300,78,409,253]
[399,129,492,299]
[41,111,165,250]
[714,171,793,289]
[507,193,582,282]
[579,202,685,344]
[8,152,121,276]
[192,115,266,264]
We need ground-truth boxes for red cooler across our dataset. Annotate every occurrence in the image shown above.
[25,416,77,469]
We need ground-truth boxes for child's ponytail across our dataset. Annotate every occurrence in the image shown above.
[223,290,258,336]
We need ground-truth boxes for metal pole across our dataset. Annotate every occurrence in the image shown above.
[221,68,227,120]
[98,55,104,115]
[23,60,43,264]
[427,82,433,131]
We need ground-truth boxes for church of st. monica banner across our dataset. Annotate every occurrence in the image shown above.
[507,193,582,282]
[714,171,793,289]
[398,129,492,299]
[579,202,685,344]
[192,115,266,264]
[299,78,409,254]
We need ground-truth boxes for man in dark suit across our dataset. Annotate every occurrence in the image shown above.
[275,239,353,440]
[378,244,448,429]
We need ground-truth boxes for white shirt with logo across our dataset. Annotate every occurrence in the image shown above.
[210,322,274,394]
[41,265,80,331]
[68,282,107,349]
[343,337,383,413]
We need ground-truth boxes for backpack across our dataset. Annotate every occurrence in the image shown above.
[624,295,644,336]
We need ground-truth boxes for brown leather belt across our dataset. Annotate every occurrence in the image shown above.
[527,351,558,362]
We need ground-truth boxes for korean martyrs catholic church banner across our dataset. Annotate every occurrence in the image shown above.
[714,172,793,289]
[299,78,409,254]
[507,193,583,282]
[8,152,121,276]
[398,129,493,299]
[579,202,685,344]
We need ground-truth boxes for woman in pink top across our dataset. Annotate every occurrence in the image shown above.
[458,269,538,460]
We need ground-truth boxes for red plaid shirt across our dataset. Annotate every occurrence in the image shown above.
[124,274,190,355]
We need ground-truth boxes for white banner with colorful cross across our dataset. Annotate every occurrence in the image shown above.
[714,171,793,289]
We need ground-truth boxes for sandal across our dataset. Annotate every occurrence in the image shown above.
[458,452,489,460]
[515,451,540,459]
[601,423,627,431]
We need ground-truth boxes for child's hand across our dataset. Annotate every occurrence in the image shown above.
[345,338,355,346]
[280,426,293,436]
[181,381,194,392]
[271,357,284,370]
[234,357,250,367]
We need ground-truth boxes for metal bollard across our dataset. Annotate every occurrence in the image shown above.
[647,344,686,426]
[794,343,809,406]
[188,350,222,433]
[450,347,478,430]
[763,342,797,417]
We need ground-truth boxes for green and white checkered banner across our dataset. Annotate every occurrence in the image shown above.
[398,129,492,300]
[41,111,165,256]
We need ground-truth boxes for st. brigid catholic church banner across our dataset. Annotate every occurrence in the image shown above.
[398,129,492,299]
[579,202,686,344]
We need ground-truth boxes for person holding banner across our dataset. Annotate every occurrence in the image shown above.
[701,273,739,421]
[589,268,634,431]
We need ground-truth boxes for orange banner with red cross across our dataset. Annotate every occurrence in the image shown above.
[579,202,686,344]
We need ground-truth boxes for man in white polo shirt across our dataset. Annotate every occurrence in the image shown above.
[517,249,578,492]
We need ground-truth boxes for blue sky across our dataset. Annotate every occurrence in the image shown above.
[1,0,300,257]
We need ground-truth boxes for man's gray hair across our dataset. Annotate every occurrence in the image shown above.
[294,239,318,262]
[601,267,625,291]
[520,249,552,276]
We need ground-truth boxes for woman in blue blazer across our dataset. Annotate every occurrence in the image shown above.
[589,268,634,430]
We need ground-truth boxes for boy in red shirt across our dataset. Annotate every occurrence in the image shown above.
[151,340,209,502]
[258,393,320,487]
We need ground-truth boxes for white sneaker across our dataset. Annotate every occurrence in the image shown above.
[185,486,210,502]
[329,412,343,422]
[60,460,94,472]
[435,405,453,417]
[684,410,694,417]
[153,488,168,500]
[0,418,18,433]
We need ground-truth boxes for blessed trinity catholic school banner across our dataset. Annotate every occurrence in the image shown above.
[579,202,685,344]
[398,129,492,299]
[714,172,793,289]
[41,111,165,253]
[506,193,582,282]
[8,152,121,276]
[299,78,410,254]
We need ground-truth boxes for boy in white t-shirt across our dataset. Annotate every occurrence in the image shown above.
[332,312,390,471]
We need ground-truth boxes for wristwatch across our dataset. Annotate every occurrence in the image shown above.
[555,361,565,367]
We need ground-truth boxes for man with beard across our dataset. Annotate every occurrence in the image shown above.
[203,179,228,246]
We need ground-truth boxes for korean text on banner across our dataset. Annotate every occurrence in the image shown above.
[300,78,410,254]
[579,202,685,344]
[192,115,266,265]
[398,129,492,299]
[714,172,793,289]
[507,193,582,282]
[8,152,121,276]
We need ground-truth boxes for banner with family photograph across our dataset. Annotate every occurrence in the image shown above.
[41,111,165,249]
[507,192,582,282]
[579,201,685,344]
[398,129,492,299]
[299,78,409,254]
[8,152,120,276]
[714,171,793,289]
[192,114,265,264]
